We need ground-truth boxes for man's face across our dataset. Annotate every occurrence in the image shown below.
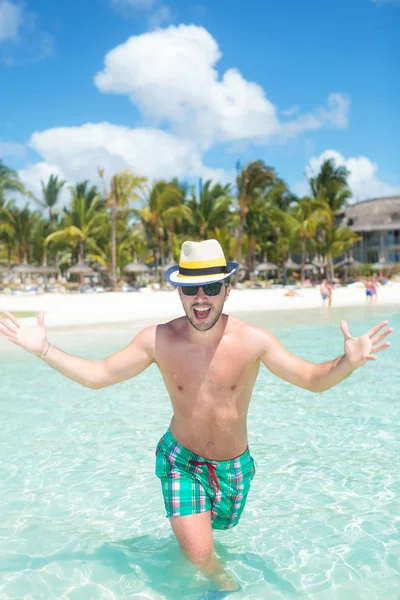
[178,282,231,331]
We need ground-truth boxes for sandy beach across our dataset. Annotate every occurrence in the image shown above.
[1,283,399,330]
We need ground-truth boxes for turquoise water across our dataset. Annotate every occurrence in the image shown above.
[1,305,399,599]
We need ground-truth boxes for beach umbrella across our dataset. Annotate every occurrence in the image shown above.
[12,262,44,282]
[303,262,317,274]
[312,255,327,268]
[371,260,387,271]
[284,258,300,270]
[13,263,42,274]
[335,257,362,268]
[123,261,151,273]
[256,261,278,272]
[335,257,362,284]
[66,261,95,286]
[36,264,59,275]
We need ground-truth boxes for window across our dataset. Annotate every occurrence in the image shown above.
[385,231,394,245]
[385,230,400,245]
[367,250,379,263]
[364,232,380,247]
[388,249,400,262]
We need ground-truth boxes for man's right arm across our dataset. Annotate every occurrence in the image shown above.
[42,326,156,389]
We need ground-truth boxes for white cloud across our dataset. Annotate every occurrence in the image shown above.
[112,0,156,8]
[111,0,173,29]
[94,25,350,144]
[295,150,400,202]
[148,4,173,29]
[18,161,68,206]
[0,140,26,157]
[282,105,299,117]
[18,122,231,202]
[0,0,53,63]
[0,0,22,42]
[371,0,400,5]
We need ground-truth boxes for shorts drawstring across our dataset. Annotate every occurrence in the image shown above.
[189,459,220,494]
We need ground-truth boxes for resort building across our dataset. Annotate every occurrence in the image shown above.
[341,196,400,264]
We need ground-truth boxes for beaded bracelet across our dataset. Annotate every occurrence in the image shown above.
[40,341,51,359]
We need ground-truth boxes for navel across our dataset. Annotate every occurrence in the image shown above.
[231,384,237,391]
[177,385,184,392]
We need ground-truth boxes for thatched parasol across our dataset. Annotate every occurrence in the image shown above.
[284,258,300,270]
[123,261,151,273]
[13,263,42,274]
[36,265,59,275]
[66,262,95,276]
[335,257,362,268]
[371,260,388,270]
[312,255,327,268]
[256,261,278,272]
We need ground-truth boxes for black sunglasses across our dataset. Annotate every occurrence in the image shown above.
[181,281,229,296]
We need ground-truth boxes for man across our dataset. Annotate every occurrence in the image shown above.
[0,240,393,597]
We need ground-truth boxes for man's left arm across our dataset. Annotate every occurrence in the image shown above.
[260,320,392,393]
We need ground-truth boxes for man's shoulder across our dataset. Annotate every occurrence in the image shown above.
[225,315,272,345]
[155,317,186,336]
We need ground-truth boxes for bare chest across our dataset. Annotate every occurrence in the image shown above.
[155,340,259,398]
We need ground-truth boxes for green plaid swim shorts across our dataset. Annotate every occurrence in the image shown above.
[155,428,256,530]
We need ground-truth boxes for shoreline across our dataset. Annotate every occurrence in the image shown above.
[1,285,399,330]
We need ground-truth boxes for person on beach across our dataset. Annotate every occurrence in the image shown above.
[365,277,377,304]
[319,279,332,307]
[0,239,393,598]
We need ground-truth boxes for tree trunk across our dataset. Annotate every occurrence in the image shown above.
[79,241,85,285]
[111,192,117,291]
[301,237,306,285]
[237,208,245,264]
[158,227,164,285]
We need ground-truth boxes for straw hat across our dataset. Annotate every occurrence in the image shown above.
[165,239,239,286]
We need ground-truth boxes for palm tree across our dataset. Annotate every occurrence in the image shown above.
[45,183,107,268]
[236,160,275,263]
[133,180,191,280]
[1,204,40,264]
[32,174,66,224]
[99,168,147,291]
[309,158,351,212]
[0,199,17,267]
[308,158,353,279]
[187,179,234,240]
[0,160,25,207]
[290,197,321,284]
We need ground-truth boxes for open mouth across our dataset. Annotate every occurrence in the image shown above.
[193,306,211,321]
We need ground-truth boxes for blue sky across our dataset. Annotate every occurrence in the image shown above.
[0,0,399,203]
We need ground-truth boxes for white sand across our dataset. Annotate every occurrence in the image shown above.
[1,284,399,330]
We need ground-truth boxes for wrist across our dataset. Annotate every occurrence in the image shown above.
[343,353,359,371]
[39,341,50,359]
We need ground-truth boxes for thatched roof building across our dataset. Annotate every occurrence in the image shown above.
[340,196,400,264]
[342,196,400,232]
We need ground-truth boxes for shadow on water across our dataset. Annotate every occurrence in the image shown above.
[0,533,300,598]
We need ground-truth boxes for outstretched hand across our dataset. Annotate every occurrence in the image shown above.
[340,319,393,369]
[0,311,48,356]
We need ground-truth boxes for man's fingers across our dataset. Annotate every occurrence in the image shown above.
[371,342,391,354]
[340,320,352,340]
[3,312,20,328]
[372,327,393,345]
[0,318,18,334]
[366,355,378,361]
[367,320,388,339]
[37,311,44,327]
